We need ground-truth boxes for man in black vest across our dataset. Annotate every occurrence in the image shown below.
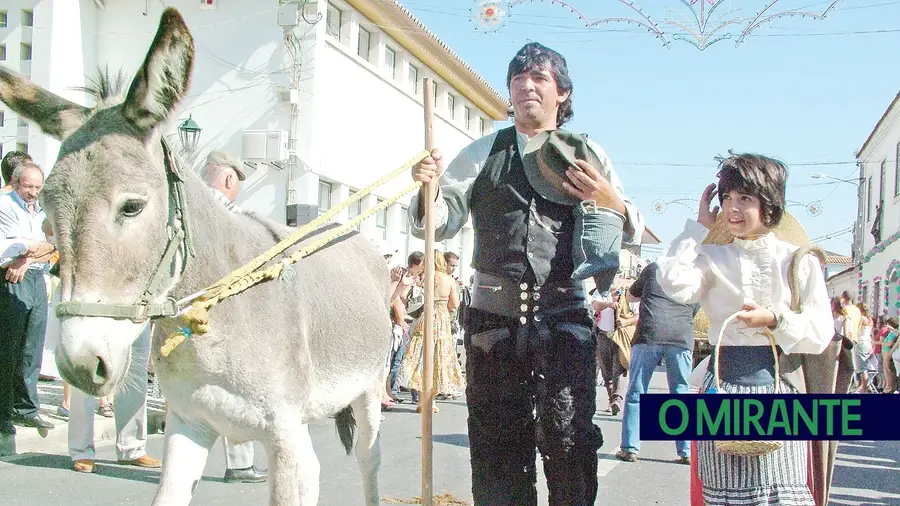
[409,42,644,506]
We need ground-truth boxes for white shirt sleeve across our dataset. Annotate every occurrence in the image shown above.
[0,237,28,267]
[771,252,834,355]
[585,138,645,245]
[654,219,716,305]
[408,132,497,242]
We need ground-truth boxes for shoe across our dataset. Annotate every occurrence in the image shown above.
[676,456,690,465]
[56,405,70,419]
[615,449,638,462]
[224,466,268,483]
[11,415,54,430]
[97,404,114,418]
[610,395,623,416]
[118,455,162,468]
[73,459,95,473]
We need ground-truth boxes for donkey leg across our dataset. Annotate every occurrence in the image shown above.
[151,411,217,506]
[266,423,320,506]
[351,384,383,506]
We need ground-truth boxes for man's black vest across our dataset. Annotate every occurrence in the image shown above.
[469,126,575,287]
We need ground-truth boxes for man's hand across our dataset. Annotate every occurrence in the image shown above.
[412,148,444,185]
[27,241,56,262]
[561,160,626,215]
[735,302,777,329]
[698,183,720,229]
[4,256,32,284]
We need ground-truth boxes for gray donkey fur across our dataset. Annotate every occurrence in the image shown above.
[0,9,390,506]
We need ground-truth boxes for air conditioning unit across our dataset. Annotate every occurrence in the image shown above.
[242,130,288,162]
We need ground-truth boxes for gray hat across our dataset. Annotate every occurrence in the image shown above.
[521,129,605,206]
[205,150,246,181]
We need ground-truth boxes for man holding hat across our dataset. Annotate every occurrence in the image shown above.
[409,42,644,506]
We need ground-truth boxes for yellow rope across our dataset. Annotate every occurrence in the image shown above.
[161,150,429,357]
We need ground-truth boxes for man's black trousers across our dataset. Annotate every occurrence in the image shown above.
[464,306,603,506]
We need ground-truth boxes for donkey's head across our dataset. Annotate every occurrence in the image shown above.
[0,9,194,396]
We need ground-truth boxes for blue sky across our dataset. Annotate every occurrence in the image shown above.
[401,0,900,257]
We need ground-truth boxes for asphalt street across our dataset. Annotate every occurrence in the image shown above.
[2,370,898,505]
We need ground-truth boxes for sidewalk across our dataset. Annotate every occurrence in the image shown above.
[0,378,166,457]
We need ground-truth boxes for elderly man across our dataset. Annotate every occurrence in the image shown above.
[0,162,56,435]
[200,150,267,484]
[409,42,644,506]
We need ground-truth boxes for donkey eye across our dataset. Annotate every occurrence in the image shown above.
[121,199,146,218]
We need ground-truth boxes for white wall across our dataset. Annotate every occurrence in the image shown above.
[856,98,900,318]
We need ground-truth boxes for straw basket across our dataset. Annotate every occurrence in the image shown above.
[711,311,784,458]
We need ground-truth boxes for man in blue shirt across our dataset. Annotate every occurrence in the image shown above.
[0,162,56,435]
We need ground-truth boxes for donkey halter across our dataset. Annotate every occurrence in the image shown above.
[54,138,195,323]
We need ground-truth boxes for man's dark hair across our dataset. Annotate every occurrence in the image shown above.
[506,42,574,128]
[407,251,425,268]
[715,151,787,229]
[443,251,459,262]
[841,290,853,303]
[1,151,33,186]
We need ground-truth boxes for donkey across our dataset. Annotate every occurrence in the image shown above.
[0,8,390,506]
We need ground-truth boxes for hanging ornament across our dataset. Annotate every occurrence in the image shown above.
[652,199,667,214]
[471,0,510,32]
[806,200,823,217]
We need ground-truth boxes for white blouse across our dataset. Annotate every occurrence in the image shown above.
[655,219,833,355]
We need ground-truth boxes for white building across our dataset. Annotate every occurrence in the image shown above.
[854,91,900,320]
[0,0,509,282]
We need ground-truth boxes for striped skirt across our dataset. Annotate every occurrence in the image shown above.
[698,372,814,506]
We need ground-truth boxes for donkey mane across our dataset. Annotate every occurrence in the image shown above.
[72,65,133,111]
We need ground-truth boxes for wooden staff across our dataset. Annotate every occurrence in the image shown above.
[421,77,436,506]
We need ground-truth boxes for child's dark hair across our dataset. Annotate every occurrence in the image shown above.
[715,151,787,228]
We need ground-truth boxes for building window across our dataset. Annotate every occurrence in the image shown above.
[21,9,33,27]
[375,198,387,239]
[0,11,7,28]
[17,118,26,127]
[482,118,490,136]
[384,46,396,78]
[408,64,419,94]
[447,94,456,119]
[895,142,900,197]
[432,81,438,107]
[0,110,4,127]
[400,206,409,260]
[16,142,27,153]
[348,189,362,231]
[20,43,31,61]
[464,106,473,131]
[325,2,342,40]
[318,180,332,216]
[476,117,484,136]
[0,45,6,61]
[866,176,872,221]
[357,26,371,62]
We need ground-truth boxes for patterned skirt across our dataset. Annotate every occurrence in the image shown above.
[397,301,466,397]
[698,372,814,506]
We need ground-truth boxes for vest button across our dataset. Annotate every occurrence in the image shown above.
[519,316,528,325]
[520,304,528,312]
[520,292,528,300]
[534,315,542,322]
[527,252,534,258]
[520,283,528,290]
[534,305,540,312]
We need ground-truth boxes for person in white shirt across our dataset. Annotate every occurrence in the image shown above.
[655,153,834,506]
[591,287,627,414]
[200,150,267,484]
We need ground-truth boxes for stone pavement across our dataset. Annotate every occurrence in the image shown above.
[1,369,898,505]
[1,377,167,457]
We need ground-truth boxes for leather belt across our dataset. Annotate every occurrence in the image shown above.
[470,271,587,323]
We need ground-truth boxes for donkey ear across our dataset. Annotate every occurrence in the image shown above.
[0,67,90,140]
[122,8,194,135]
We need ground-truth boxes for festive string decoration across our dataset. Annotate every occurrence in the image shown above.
[474,0,844,51]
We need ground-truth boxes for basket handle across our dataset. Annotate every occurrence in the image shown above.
[713,311,780,393]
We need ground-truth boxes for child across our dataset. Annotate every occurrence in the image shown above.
[654,152,833,505]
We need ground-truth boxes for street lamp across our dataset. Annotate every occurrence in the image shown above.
[177,115,202,153]
[810,173,858,186]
